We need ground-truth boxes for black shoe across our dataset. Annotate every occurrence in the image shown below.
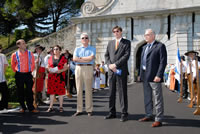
[104,114,116,119]
[120,114,128,122]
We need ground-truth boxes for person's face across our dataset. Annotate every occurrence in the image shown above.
[36,48,42,54]
[53,47,61,55]
[188,53,195,60]
[17,40,27,50]
[113,28,122,39]
[144,30,155,43]
[81,35,89,45]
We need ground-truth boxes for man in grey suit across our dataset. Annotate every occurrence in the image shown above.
[104,26,131,122]
[139,29,167,127]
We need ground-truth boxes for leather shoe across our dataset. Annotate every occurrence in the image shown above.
[120,115,128,122]
[152,121,162,127]
[138,117,153,122]
[73,112,83,116]
[19,109,25,113]
[104,114,116,119]
[88,112,92,116]
[30,109,39,113]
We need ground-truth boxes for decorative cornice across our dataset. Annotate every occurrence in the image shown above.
[73,6,200,22]
[81,0,116,17]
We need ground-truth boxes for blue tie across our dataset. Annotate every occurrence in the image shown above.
[142,44,151,70]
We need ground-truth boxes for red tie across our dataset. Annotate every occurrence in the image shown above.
[115,40,119,50]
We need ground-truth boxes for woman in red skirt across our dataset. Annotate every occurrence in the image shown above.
[47,45,68,112]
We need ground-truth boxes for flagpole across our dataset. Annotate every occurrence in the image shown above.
[177,33,183,103]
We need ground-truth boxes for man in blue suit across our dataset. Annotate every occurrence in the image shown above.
[139,29,167,127]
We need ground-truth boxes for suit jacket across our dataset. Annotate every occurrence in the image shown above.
[105,38,131,77]
[140,40,167,82]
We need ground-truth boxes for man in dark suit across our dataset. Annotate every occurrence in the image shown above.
[104,26,131,122]
[139,29,167,127]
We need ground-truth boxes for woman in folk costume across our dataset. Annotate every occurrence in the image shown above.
[94,64,101,90]
[169,64,176,91]
[46,45,68,112]
[32,45,46,107]
[100,61,106,89]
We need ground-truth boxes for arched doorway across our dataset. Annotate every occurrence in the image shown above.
[134,40,146,82]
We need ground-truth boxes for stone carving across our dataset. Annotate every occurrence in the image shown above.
[81,0,115,16]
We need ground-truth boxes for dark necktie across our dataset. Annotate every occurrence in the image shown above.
[142,44,151,70]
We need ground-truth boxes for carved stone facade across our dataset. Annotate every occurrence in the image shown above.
[73,0,200,82]
[30,0,200,82]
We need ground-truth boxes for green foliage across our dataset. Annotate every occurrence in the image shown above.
[0,35,15,48]
[22,28,33,41]
[5,59,18,102]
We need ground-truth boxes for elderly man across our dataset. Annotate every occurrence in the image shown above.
[73,33,96,117]
[139,29,167,127]
[11,39,39,113]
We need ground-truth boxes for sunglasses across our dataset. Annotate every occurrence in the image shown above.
[54,48,59,51]
[113,30,120,33]
[81,37,88,40]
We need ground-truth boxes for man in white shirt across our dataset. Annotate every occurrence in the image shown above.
[0,44,9,110]
[185,50,200,105]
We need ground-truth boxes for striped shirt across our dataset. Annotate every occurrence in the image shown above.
[11,50,35,73]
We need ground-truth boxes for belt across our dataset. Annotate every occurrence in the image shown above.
[77,64,92,66]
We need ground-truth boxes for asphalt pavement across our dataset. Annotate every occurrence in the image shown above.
[0,83,200,134]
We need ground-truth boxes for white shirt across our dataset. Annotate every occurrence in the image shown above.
[187,60,200,78]
[0,53,8,83]
[181,61,187,73]
[33,53,45,67]
[44,54,51,68]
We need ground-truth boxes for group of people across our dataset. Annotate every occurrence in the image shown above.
[165,50,200,103]
[93,61,108,91]
[0,26,169,128]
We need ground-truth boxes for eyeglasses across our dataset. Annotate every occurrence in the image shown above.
[81,37,88,40]
[113,30,119,33]
[54,48,59,51]
[144,34,152,37]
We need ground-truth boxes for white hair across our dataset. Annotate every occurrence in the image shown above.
[80,33,89,39]
[145,29,155,35]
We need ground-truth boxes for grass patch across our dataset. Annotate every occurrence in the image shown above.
[0,35,15,49]
[8,102,20,109]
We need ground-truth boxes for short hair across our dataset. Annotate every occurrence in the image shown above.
[80,33,89,39]
[112,26,122,32]
[47,47,53,54]
[180,55,185,61]
[145,29,155,35]
[16,39,25,46]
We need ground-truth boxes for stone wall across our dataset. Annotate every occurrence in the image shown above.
[29,24,77,55]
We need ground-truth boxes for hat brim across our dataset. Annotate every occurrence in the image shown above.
[184,50,199,56]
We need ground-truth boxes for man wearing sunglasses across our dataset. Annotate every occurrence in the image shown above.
[73,33,96,117]
[104,26,131,122]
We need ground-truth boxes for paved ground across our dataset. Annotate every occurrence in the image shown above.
[0,83,200,134]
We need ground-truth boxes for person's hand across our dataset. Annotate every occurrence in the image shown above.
[153,76,161,82]
[109,64,117,72]
[63,63,68,69]
[35,59,39,64]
